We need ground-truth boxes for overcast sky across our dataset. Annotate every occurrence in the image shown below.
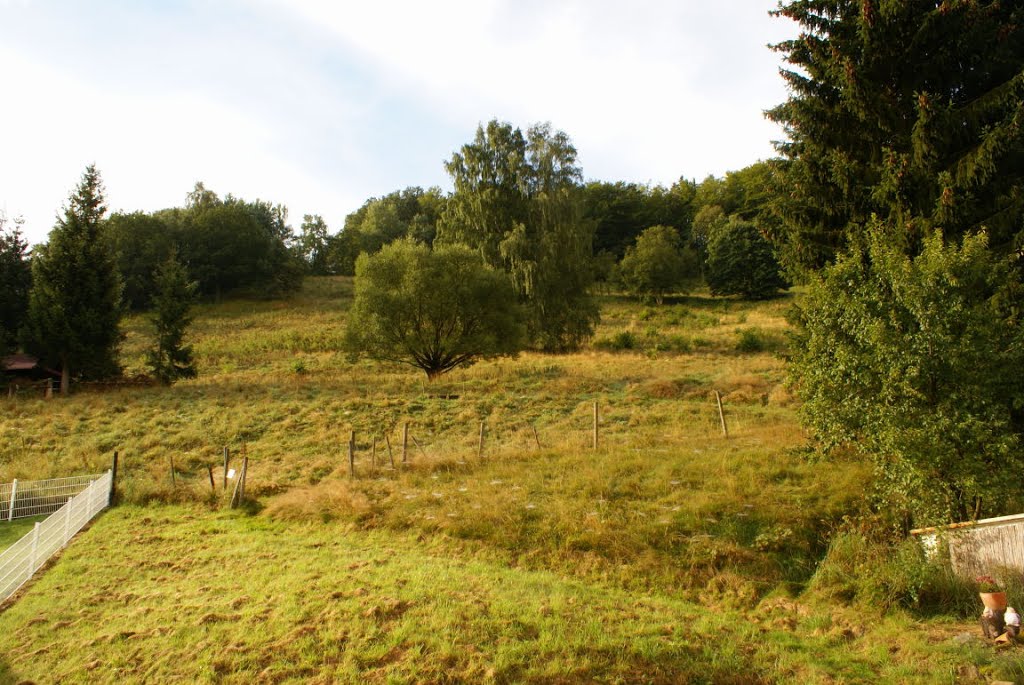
[0,1,796,244]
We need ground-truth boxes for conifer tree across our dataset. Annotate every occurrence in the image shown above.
[146,252,198,385]
[768,1,1024,275]
[25,165,122,392]
[0,213,31,354]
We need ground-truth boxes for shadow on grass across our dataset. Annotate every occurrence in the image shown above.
[0,658,19,685]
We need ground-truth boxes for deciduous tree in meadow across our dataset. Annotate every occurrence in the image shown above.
[345,240,526,380]
[439,120,598,351]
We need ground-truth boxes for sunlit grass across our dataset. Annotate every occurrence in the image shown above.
[0,277,1010,682]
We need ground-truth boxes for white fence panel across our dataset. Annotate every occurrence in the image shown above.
[0,471,111,604]
[0,475,102,521]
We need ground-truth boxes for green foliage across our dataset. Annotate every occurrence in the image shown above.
[105,211,176,310]
[704,218,788,300]
[583,180,696,260]
[439,120,599,351]
[329,186,445,275]
[105,182,303,306]
[345,240,527,379]
[811,530,977,615]
[296,214,331,275]
[0,213,31,353]
[790,224,1024,525]
[179,193,302,299]
[146,253,197,385]
[593,330,637,351]
[617,225,699,304]
[24,165,123,386]
[734,329,765,354]
[769,1,1024,274]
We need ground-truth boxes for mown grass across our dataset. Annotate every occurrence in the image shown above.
[0,277,1016,682]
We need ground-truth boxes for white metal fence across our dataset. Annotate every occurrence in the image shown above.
[0,474,102,521]
[0,471,112,604]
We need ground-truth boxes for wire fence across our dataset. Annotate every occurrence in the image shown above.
[0,471,112,604]
[0,475,103,521]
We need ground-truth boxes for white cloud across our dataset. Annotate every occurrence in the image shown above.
[0,43,359,243]
[272,0,793,184]
[0,1,798,244]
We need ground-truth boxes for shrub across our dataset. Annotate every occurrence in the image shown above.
[735,328,765,353]
[810,530,977,615]
[705,217,788,299]
[594,330,637,351]
[345,240,527,379]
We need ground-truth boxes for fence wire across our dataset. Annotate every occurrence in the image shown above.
[0,475,102,520]
[0,472,111,604]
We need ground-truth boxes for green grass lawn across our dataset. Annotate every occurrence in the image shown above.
[0,516,48,552]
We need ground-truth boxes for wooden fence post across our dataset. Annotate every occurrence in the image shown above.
[207,465,215,492]
[222,446,230,490]
[592,400,599,450]
[169,457,177,487]
[403,421,411,464]
[531,423,541,450]
[372,436,377,469]
[348,430,356,478]
[109,451,119,505]
[240,456,249,500]
[385,433,395,469]
[478,422,486,460]
[230,472,241,509]
[715,390,729,438]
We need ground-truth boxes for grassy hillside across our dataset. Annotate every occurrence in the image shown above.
[0,277,1018,682]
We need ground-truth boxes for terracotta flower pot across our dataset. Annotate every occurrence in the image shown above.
[980,592,1007,610]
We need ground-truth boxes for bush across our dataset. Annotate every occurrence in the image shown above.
[735,328,766,353]
[617,225,699,304]
[704,217,788,299]
[790,225,1024,525]
[594,330,637,351]
[810,531,977,615]
[345,240,527,379]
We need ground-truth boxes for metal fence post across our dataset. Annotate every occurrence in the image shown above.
[8,479,17,521]
[63,497,73,546]
[30,522,40,572]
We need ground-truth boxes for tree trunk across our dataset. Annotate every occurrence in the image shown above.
[60,364,70,395]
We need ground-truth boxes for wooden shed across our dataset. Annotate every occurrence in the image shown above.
[2,354,61,390]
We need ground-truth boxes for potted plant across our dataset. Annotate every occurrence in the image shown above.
[977,575,1007,610]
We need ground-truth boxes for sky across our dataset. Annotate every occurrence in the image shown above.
[0,0,796,244]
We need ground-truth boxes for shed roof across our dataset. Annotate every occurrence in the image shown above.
[2,354,61,378]
[2,354,40,371]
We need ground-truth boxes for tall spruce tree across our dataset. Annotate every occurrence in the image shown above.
[25,165,122,392]
[773,3,1024,524]
[0,213,31,354]
[439,120,598,351]
[146,252,197,385]
[768,0,1024,275]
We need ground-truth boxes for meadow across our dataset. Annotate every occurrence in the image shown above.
[0,277,1019,683]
